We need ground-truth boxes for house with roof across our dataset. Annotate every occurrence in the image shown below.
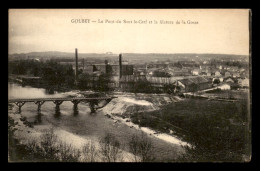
[171,68,192,76]
[228,66,239,72]
[232,72,240,78]
[225,71,232,78]
[177,76,212,92]
[238,78,249,88]
[215,71,222,77]
[224,77,235,83]
[239,68,245,73]
[192,69,200,76]
[218,83,231,90]
[146,76,178,92]
[200,71,208,76]
[203,61,208,64]
[207,72,212,76]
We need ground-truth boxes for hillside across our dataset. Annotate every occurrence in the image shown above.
[8,51,249,62]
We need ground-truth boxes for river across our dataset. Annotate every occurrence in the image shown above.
[8,82,184,162]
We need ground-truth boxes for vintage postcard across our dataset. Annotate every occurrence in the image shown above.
[8,9,251,162]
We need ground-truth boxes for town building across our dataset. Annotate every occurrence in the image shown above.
[176,76,212,92]
[224,77,235,83]
[232,72,240,78]
[225,71,232,78]
[215,71,222,77]
[119,75,146,91]
[192,69,200,76]
[218,83,231,90]
[238,78,249,88]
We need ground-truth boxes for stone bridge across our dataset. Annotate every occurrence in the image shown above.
[8,97,117,113]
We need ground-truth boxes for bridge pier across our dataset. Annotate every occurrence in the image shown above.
[89,101,96,113]
[53,100,63,109]
[14,102,26,113]
[34,110,42,124]
[34,101,45,111]
[105,98,112,104]
[71,99,81,110]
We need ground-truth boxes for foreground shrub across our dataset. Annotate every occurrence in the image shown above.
[58,142,81,162]
[99,133,123,162]
[82,141,98,162]
[128,133,155,162]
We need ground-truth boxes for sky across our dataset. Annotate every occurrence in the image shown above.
[9,9,250,55]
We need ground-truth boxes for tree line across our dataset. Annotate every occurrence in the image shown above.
[8,59,113,92]
[9,59,183,94]
[9,60,75,88]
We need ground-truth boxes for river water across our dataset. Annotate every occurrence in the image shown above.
[8,82,184,161]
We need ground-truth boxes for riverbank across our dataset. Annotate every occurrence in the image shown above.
[58,90,189,147]
[8,82,187,162]
[62,90,188,158]
[98,93,188,147]
[8,111,137,162]
[8,107,185,162]
[104,113,189,147]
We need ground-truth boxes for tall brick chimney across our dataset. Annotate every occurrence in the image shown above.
[119,54,122,78]
[75,48,78,85]
[82,58,85,70]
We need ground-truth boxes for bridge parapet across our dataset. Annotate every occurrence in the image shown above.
[8,97,117,103]
[8,96,117,113]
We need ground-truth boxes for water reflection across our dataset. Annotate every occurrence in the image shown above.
[89,110,97,116]
[34,111,42,124]
[8,83,64,99]
[73,106,79,116]
[54,106,61,119]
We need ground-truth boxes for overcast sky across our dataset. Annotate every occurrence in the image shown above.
[9,9,250,55]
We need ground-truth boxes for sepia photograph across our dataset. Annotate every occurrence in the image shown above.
[8,9,251,162]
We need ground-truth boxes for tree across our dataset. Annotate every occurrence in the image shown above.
[99,133,123,162]
[39,128,59,161]
[12,60,27,75]
[163,84,178,94]
[95,73,112,92]
[128,133,155,162]
[128,134,140,162]
[58,142,81,162]
[64,65,75,87]
[213,78,220,84]
[82,141,98,162]
[78,73,91,90]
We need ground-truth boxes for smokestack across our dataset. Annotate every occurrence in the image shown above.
[82,58,85,70]
[119,54,122,78]
[75,48,78,85]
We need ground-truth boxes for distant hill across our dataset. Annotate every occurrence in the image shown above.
[8,51,249,63]
[10,51,116,58]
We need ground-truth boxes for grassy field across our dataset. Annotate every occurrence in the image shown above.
[204,89,249,100]
[130,98,251,162]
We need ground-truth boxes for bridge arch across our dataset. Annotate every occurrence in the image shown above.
[8,97,117,114]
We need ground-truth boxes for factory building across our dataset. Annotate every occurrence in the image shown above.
[79,53,134,88]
